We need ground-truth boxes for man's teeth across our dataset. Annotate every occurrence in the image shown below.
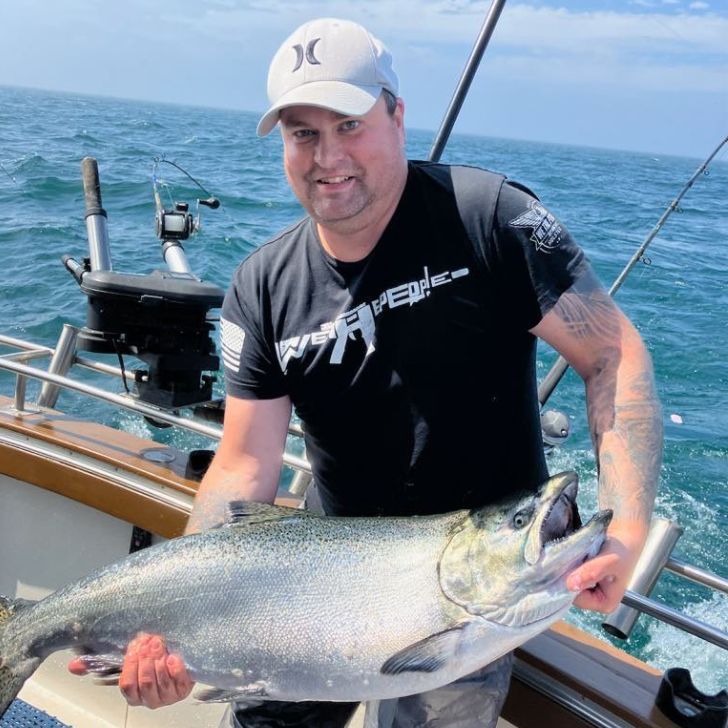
[319,176,352,184]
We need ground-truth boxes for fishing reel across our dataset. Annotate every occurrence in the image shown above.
[155,202,196,241]
[153,158,220,244]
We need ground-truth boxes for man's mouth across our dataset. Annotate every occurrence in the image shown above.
[316,175,354,185]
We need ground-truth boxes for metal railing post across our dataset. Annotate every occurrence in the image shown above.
[38,324,79,408]
[13,374,28,412]
[602,518,683,639]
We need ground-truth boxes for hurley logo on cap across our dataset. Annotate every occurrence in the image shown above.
[292,39,322,71]
[256,18,399,137]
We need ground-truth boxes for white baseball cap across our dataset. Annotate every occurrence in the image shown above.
[257,18,399,137]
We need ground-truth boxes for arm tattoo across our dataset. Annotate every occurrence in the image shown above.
[594,369,663,523]
[552,270,663,525]
[550,270,621,342]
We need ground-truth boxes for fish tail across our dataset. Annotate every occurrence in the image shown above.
[0,595,39,717]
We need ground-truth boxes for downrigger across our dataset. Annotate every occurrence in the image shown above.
[61,157,225,414]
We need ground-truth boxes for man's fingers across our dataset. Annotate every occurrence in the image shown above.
[167,654,194,699]
[74,632,190,709]
[152,641,184,704]
[566,552,619,593]
[136,636,165,709]
[67,657,89,676]
[118,638,144,706]
[572,581,614,610]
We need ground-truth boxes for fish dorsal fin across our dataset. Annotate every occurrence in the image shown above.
[380,625,466,675]
[222,500,307,527]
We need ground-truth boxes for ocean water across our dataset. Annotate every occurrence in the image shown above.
[1,85,726,693]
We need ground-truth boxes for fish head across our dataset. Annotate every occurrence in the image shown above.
[439,471,612,628]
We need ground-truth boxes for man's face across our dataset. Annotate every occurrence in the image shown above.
[279,94,406,239]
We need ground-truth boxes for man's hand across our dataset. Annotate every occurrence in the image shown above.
[68,633,194,709]
[566,521,648,613]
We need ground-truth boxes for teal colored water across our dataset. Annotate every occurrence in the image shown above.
[1,86,726,692]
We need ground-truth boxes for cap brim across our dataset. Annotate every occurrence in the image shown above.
[256,81,382,137]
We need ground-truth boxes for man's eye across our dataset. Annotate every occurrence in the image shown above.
[293,129,315,139]
[341,120,359,131]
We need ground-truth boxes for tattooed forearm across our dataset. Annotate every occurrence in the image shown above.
[546,270,663,527]
[587,349,663,525]
[594,405,663,522]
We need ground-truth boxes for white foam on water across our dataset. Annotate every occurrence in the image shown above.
[547,446,728,694]
[642,592,728,695]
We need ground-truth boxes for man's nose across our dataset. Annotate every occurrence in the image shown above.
[314,132,345,168]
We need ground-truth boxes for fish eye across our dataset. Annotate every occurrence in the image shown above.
[512,509,532,529]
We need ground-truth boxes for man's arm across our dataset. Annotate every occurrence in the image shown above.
[531,268,663,613]
[185,394,292,534]
[68,394,292,708]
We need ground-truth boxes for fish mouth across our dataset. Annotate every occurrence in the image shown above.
[541,473,582,544]
[525,472,612,570]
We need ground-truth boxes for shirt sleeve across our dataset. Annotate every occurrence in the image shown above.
[489,181,589,330]
[219,260,287,400]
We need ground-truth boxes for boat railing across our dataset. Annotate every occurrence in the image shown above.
[0,331,311,474]
[1,330,726,653]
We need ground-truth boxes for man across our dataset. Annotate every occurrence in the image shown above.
[69,17,663,728]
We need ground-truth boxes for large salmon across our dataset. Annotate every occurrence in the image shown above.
[0,471,610,714]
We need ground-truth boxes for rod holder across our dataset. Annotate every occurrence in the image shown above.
[603,517,683,639]
[81,157,113,271]
[38,325,79,409]
[289,470,313,497]
[162,240,194,275]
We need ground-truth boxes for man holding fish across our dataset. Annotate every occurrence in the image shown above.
[69,17,663,728]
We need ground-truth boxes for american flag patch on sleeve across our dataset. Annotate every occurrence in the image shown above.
[220,317,245,373]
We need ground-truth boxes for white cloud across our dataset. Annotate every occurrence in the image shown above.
[170,1,728,54]
[144,1,727,97]
[689,1,710,8]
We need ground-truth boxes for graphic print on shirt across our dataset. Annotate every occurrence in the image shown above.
[220,317,246,373]
[509,200,563,253]
[275,265,470,373]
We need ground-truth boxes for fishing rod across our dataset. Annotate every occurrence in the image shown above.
[428,0,507,162]
[538,133,728,407]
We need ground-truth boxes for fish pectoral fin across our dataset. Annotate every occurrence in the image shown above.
[220,500,308,528]
[74,653,124,680]
[380,625,466,676]
[195,682,270,704]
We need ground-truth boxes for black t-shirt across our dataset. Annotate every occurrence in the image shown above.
[221,161,587,516]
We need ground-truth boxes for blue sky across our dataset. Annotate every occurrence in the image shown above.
[1,0,726,158]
